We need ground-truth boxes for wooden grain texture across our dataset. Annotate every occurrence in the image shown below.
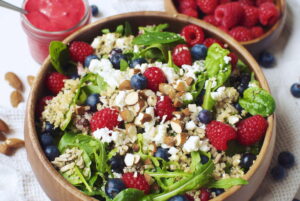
[164,0,287,56]
[24,11,276,201]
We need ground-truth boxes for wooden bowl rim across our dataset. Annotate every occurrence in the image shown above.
[26,11,275,201]
[164,0,286,45]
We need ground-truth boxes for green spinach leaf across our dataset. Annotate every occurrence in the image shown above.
[138,24,169,33]
[208,178,248,189]
[49,41,70,74]
[120,59,129,71]
[113,189,145,201]
[202,80,215,111]
[133,32,184,46]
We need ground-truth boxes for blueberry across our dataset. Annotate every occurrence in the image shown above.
[91,5,99,17]
[198,110,213,124]
[200,155,209,164]
[191,44,207,60]
[105,178,126,198]
[271,165,285,180]
[44,121,54,132]
[86,94,100,111]
[130,58,147,68]
[168,195,189,201]
[130,74,147,90]
[278,151,295,169]
[44,145,60,161]
[70,74,80,80]
[293,199,300,201]
[84,55,99,67]
[40,132,54,147]
[237,83,248,94]
[110,53,127,69]
[154,147,170,161]
[240,153,256,171]
[234,102,243,113]
[291,83,300,98]
[240,73,250,85]
[110,48,122,55]
[109,155,126,173]
[258,51,276,68]
[211,188,225,196]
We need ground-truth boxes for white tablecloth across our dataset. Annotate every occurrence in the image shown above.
[0,0,299,200]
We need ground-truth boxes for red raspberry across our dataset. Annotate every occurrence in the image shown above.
[206,121,237,151]
[179,0,197,10]
[228,52,238,70]
[240,0,255,6]
[259,2,280,26]
[122,173,150,194]
[180,8,199,18]
[203,15,220,26]
[214,2,244,29]
[90,108,120,131]
[256,0,273,6]
[196,0,219,14]
[36,96,53,117]
[181,24,205,47]
[155,96,175,121]
[229,26,254,42]
[237,115,268,146]
[69,41,94,63]
[251,26,265,38]
[45,72,68,95]
[172,44,192,67]
[242,5,259,27]
[203,38,224,48]
[218,25,229,33]
[219,0,231,4]
[185,194,194,201]
[143,67,167,92]
[199,188,211,201]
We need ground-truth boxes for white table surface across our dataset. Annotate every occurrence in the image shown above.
[0,0,300,200]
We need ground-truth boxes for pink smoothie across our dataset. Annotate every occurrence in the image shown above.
[25,0,86,32]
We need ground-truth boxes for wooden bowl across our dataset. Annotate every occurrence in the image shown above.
[25,11,276,201]
[164,0,287,55]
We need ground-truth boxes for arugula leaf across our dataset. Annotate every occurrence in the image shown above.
[74,166,93,192]
[120,59,129,71]
[202,80,215,111]
[124,21,132,36]
[113,189,145,201]
[145,171,191,178]
[133,32,184,46]
[208,178,248,189]
[138,24,169,33]
[239,87,276,117]
[205,43,231,90]
[190,73,207,102]
[190,151,201,172]
[167,51,180,73]
[49,41,70,74]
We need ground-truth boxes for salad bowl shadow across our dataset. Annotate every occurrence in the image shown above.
[164,0,287,56]
[25,11,276,201]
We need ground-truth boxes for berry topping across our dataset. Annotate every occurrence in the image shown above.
[86,93,100,111]
[122,173,150,194]
[172,44,192,66]
[203,38,224,48]
[237,115,268,146]
[240,153,257,171]
[240,0,255,6]
[256,0,273,6]
[181,8,199,18]
[178,0,197,10]
[229,26,254,42]
[214,2,244,29]
[168,195,189,201]
[271,165,285,180]
[199,188,211,201]
[180,24,205,47]
[278,151,295,169]
[251,26,265,38]
[198,109,213,124]
[44,121,55,132]
[242,5,259,27]
[155,96,175,121]
[259,2,280,26]
[206,121,237,151]
[200,154,209,164]
[105,178,126,198]
[228,52,238,69]
[291,83,300,98]
[109,154,126,173]
[84,54,99,67]
[69,41,94,63]
[130,58,147,68]
[191,44,207,60]
[203,15,220,26]
[196,0,219,14]
[40,132,54,147]
[154,147,170,161]
[44,145,60,161]
[258,51,276,68]
[110,53,128,69]
[131,73,148,90]
[211,188,225,196]
[91,5,99,17]
[36,96,53,117]
[143,67,167,91]
[90,108,120,131]
[45,72,68,95]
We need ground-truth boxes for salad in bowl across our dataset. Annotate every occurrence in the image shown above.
[35,21,275,201]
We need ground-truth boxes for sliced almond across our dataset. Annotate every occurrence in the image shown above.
[181,108,191,116]
[0,143,10,155]
[5,138,24,149]
[176,91,185,98]
[175,133,188,146]
[125,123,137,137]
[175,81,188,92]
[141,89,156,97]
[170,119,184,134]
[119,80,132,90]
[121,110,135,122]
[185,77,194,86]
[133,100,147,113]
[111,106,120,111]
[141,113,152,124]
[27,75,35,87]
[0,119,9,133]
[164,136,175,146]
[125,91,139,105]
[134,113,151,125]
[144,173,154,185]
[173,98,183,108]
[5,72,23,91]
[10,90,23,108]
[159,83,176,99]
[134,69,141,74]
[147,96,157,107]
[75,106,90,115]
[0,133,7,141]
[172,111,183,120]
[144,158,152,165]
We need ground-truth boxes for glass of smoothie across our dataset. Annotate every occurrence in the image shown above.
[21,0,91,64]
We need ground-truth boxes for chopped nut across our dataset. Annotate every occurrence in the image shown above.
[147,96,157,106]
[173,98,183,108]
[0,119,9,133]
[5,72,23,91]
[170,119,184,134]
[27,75,35,87]
[175,133,188,146]
[134,113,152,125]
[75,106,90,115]
[141,113,152,123]
[10,90,23,108]
[119,80,131,90]
[134,69,141,74]
[120,110,135,122]
[175,81,188,92]
[133,100,147,113]
[172,111,183,120]
[144,174,154,185]
[0,143,10,155]
[5,138,24,149]
[185,77,194,86]
[125,123,137,137]
[125,91,139,105]
[164,136,175,146]
[181,108,191,116]
[0,133,7,141]
[176,91,185,97]
[144,158,152,165]
[141,89,156,97]
[132,144,140,152]
[159,83,176,99]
